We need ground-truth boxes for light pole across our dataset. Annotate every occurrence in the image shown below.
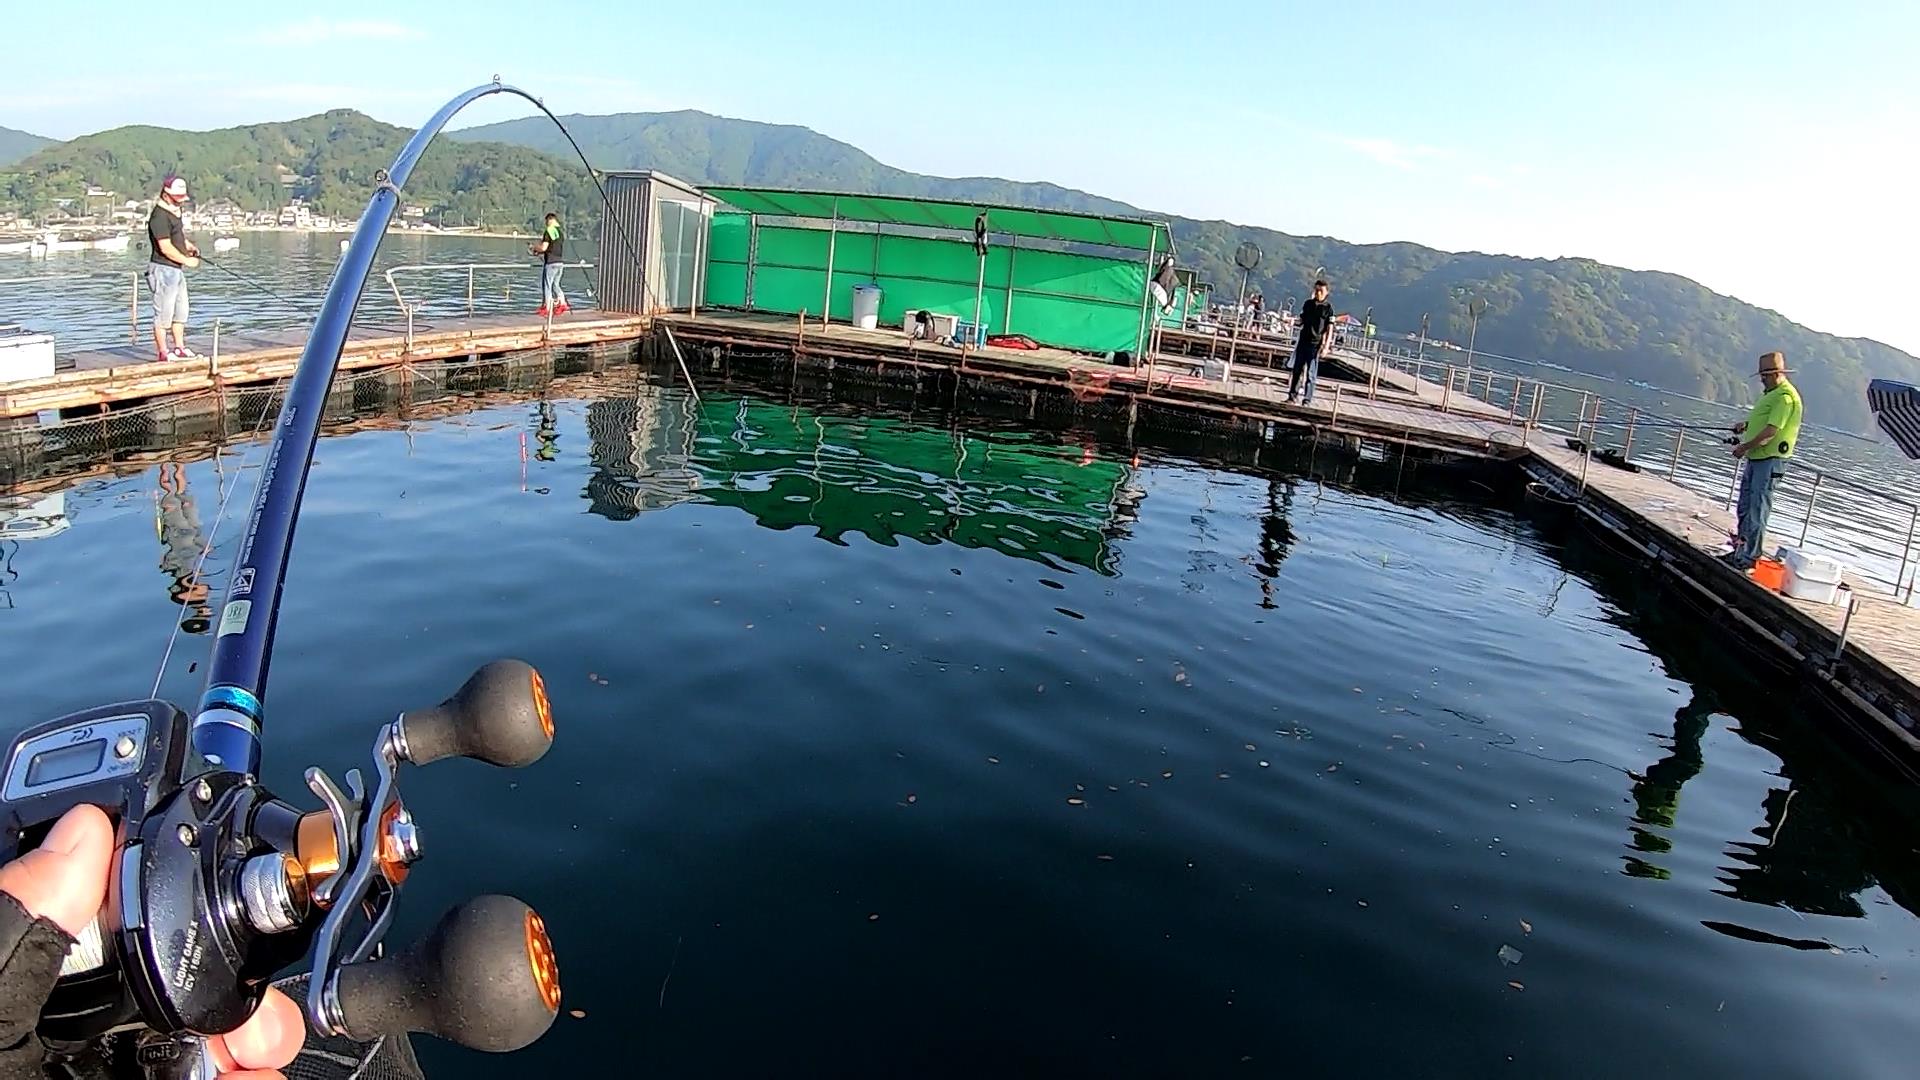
[1417,312,1430,364]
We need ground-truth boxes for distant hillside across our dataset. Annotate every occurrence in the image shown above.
[0,111,596,233]
[0,126,53,167]
[452,111,1139,217]
[460,109,1920,433]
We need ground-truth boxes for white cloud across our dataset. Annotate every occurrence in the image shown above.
[240,19,424,46]
[1331,135,1449,172]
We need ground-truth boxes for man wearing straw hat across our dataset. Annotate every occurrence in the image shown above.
[1724,350,1803,570]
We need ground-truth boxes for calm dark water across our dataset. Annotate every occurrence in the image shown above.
[1,371,1917,1077]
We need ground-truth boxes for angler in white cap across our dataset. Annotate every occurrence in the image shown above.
[146,175,200,362]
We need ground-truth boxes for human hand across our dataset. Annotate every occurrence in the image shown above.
[1732,419,1747,435]
[186,242,201,256]
[184,256,201,269]
[0,806,304,1079]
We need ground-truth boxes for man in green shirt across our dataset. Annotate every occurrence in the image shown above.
[1724,350,1803,569]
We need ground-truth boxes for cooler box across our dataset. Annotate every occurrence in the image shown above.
[0,326,54,384]
[953,321,988,347]
[903,310,959,341]
[1776,546,1844,605]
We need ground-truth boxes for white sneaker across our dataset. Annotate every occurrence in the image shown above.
[170,346,200,359]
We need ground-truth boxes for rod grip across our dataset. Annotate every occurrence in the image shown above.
[333,895,561,1052]
[399,660,553,767]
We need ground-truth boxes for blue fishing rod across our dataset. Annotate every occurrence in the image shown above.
[0,81,572,1077]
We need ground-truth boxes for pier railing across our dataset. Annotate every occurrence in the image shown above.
[381,261,597,352]
[1365,349,1918,602]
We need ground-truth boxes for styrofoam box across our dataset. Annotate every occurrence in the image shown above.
[0,327,54,384]
[1777,546,1844,605]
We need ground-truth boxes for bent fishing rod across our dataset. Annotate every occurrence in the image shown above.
[3,81,570,1078]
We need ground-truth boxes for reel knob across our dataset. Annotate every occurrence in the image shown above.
[331,895,560,1052]
[397,660,554,768]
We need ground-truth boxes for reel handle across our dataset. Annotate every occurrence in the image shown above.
[397,660,553,768]
[332,895,560,1052]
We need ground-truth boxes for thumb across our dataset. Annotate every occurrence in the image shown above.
[0,805,114,936]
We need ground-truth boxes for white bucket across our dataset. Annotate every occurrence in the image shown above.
[1777,546,1844,605]
[851,283,882,331]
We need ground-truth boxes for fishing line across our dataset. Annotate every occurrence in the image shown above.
[149,377,285,698]
[194,254,312,318]
[515,102,701,403]
[196,253,408,335]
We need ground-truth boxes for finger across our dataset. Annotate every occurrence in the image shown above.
[0,804,113,935]
[208,987,303,1073]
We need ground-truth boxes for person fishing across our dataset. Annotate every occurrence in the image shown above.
[1288,279,1335,406]
[147,175,200,362]
[530,211,569,316]
[1723,350,1803,570]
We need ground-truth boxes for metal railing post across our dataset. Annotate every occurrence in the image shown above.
[467,265,474,319]
[1369,350,1381,400]
[130,273,139,344]
[1898,504,1918,602]
[1440,366,1453,413]
[1507,374,1523,424]
[210,319,220,378]
[1798,472,1823,546]
[1622,408,1637,460]
[1727,455,1742,512]
[1668,428,1686,479]
[1331,384,1342,424]
[405,304,415,354]
[1577,391,1592,440]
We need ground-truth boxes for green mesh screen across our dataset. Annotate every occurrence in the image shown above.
[703,217,1152,353]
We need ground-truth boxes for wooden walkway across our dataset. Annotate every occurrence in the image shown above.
[665,311,1528,458]
[1527,442,1920,729]
[2,311,647,417]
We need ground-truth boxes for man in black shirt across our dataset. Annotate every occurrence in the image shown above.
[1288,279,1335,405]
[531,211,568,316]
[145,176,199,362]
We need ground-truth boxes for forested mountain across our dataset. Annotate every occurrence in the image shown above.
[0,111,595,233]
[0,126,53,167]
[6,108,1914,431]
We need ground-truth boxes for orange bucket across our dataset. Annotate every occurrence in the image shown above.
[1749,557,1786,591]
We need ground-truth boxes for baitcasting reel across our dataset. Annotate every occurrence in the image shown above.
[0,659,561,1072]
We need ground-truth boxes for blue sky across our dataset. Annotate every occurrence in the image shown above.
[8,1,1916,353]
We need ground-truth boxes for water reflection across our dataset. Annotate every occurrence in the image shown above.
[1622,691,1717,876]
[1254,479,1298,609]
[585,392,1143,574]
[155,463,213,635]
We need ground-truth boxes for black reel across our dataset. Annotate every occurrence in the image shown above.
[0,660,561,1069]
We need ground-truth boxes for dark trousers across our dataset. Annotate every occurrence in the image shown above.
[1287,346,1321,403]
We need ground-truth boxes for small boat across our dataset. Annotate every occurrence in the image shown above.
[91,233,129,253]
[213,236,241,252]
[0,239,31,255]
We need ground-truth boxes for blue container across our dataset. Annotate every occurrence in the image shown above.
[954,321,988,346]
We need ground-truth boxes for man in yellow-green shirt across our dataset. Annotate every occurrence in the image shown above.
[1724,350,1803,569]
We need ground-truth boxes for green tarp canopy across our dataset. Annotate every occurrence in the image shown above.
[702,186,1172,254]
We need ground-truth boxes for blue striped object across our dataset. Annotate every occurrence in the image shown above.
[1868,379,1920,460]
